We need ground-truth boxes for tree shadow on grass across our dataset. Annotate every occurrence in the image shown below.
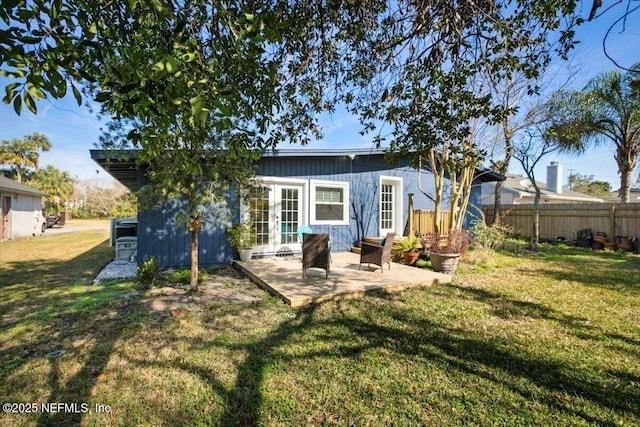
[0,237,145,427]
[35,298,145,426]
[534,249,640,293]
[119,286,638,425]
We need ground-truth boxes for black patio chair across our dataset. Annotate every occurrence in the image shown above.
[302,233,331,278]
[359,232,395,273]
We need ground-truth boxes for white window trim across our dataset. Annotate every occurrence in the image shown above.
[379,176,403,236]
[310,179,350,226]
[241,176,309,223]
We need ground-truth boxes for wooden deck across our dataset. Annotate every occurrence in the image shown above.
[234,252,452,307]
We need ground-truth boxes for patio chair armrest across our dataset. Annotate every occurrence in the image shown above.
[360,242,382,256]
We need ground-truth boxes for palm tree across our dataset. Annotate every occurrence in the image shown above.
[0,133,51,182]
[548,64,640,203]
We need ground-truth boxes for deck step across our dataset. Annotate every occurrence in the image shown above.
[351,246,361,254]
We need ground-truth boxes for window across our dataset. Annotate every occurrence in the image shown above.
[249,186,270,246]
[310,180,349,225]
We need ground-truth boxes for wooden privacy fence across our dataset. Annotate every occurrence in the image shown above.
[409,209,451,235]
[483,203,640,240]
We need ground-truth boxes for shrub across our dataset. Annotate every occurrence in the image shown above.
[137,257,159,289]
[423,230,471,255]
[415,258,429,269]
[469,217,513,252]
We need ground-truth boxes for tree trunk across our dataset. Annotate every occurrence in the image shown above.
[619,166,633,203]
[190,229,199,291]
[492,180,505,224]
[531,189,541,252]
[492,122,514,224]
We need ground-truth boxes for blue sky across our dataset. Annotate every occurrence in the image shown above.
[1,5,638,190]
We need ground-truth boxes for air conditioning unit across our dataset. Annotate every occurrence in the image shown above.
[115,236,137,261]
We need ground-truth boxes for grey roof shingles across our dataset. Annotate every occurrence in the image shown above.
[0,175,47,197]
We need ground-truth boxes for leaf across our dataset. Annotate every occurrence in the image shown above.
[17,36,41,44]
[214,100,231,117]
[151,60,165,73]
[23,91,36,114]
[4,82,20,98]
[150,0,163,12]
[181,52,196,63]
[50,0,61,20]
[189,96,204,117]
[72,84,82,106]
[94,91,111,102]
[27,82,46,100]
[165,56,177,73]
[13,94,22,114]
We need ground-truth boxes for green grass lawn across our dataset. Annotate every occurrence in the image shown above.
[1,232,639,426]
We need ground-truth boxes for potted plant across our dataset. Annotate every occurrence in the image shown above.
[398,236,421,266]
[227,220,254,262]
[424,230,470,275]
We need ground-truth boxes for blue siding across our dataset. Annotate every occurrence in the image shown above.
[464,184,484,229]
[136,152,449,269]
[256,153,437,252]
[137,198,234,269]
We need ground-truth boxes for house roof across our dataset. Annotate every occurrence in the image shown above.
[0,175,47,197]
[498,174,604,203]
[90,148,505,191]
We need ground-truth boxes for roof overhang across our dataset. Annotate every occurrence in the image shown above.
[90,148,506,191]
[0,176,48,197]
[90,149,140,191]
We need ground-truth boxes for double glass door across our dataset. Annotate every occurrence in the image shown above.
[250,183,304,254]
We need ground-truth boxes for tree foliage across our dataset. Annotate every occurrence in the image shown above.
[0,133,51,183]
[86,1,327,290]
[547,64,640,202]
[567,172,612,197]
[71,181,136,218]
[2,1,586,282]
[279,0,581,232]
[27,165,75,213]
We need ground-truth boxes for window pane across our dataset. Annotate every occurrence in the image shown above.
[316,204,344,221]
[316,187,343,203]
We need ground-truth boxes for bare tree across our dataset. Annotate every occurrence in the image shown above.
[513,126,560,251]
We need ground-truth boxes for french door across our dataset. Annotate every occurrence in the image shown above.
[249,180,306,254]
[379,176,403,236]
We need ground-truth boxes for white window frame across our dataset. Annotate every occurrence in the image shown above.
[240,177,309,253]
[379,176,403,236]
[310,179,350,226]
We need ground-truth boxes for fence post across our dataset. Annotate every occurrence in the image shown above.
[407,193,414,237]
[609,206,616,239]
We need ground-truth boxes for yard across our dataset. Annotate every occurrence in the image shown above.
[1,228,639,426]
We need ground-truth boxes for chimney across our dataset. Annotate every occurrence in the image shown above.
[546,161,563,194]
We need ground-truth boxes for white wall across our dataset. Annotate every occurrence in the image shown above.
[1,193,44,239]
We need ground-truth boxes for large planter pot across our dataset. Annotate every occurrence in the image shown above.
[430,252,460,275]
[403,251,420,266]
[238,249,253,262]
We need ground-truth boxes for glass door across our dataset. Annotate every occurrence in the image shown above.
[249,181,305,254]
[275,185,302,252]
[379,177,402,236]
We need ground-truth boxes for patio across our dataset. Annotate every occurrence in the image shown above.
[234,251,452,307]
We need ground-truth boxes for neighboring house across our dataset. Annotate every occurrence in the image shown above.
[0,176,47,241]
[481,162,604,205]
[91,148,503,269]
[608,188,640,202]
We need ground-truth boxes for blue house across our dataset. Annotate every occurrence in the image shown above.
[91,148,502,269]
